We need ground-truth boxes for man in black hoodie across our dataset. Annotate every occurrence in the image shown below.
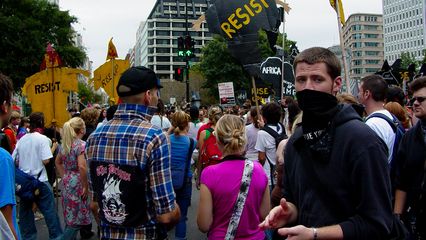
[260,47,393,239]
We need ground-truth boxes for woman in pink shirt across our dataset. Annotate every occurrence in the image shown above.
[197,114,270,239]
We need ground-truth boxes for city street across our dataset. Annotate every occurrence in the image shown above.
[36,181,206,239]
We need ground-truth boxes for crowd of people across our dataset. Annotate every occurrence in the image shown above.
[0,47,425,240]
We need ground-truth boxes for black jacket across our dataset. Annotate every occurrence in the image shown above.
[283,104,393,239]
[394,121,426,211]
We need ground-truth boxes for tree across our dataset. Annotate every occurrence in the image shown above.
[195,32,296,98]
[400,52,417,69]
[78,81,102,106]
[0,0,86,91]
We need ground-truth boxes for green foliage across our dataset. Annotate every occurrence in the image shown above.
[78,81,101,106]
[400,52,417,69]
[258,30,296,60]
[196,33,296,98]
[196,35,250,98]
[0,0,86,91]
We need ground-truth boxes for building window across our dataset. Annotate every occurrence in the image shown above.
[156,39,170,45]
[172,22,186,28]
[364,34,378,38]
[365,59,380,64]
[156,65,170,71]
[156,30,169,36]
[365,51,379,56]
[364,42,379,47]
[157,56,170,62]
[173,31,186,36]
[157,22,170,28]
[156,48,170,53]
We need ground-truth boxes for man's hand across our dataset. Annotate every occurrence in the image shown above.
[259,198,294,229]
[278,225,313,240]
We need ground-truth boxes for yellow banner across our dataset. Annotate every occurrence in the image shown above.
[22,68,89,127]
[330,0,345,25]
[93,59,130,104]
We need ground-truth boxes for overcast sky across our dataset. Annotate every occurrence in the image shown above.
[60,0,383,70]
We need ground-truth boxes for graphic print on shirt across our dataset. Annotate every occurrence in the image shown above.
[101,172,127,224]
[90,161,149,227]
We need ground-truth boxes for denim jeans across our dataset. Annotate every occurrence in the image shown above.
[62,225,79,240]
[19,181,63,240]
[174,179,192,240]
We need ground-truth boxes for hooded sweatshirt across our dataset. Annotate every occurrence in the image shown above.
[283,104,393,239]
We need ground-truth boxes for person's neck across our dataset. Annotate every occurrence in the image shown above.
[365,101,385,116]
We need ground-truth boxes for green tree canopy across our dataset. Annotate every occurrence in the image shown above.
[0,0,86,91]
[195,31,296,98]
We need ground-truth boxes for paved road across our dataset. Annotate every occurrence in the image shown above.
[36,181,206,239]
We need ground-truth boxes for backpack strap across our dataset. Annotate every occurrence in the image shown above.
[204,127,214,141]
[184,138,195,180]
[225,160,254,240]
[366,112,397,133]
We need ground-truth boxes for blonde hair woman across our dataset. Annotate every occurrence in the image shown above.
[169,111,197,240]
[197,114,270,239]
[55,117,94,239]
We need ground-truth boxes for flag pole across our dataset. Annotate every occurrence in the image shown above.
[335,0,351,94]
[252,76,261,118]
[112,58,115,104]
[281,0,286,102]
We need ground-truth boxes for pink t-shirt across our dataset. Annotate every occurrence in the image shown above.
[201,159,268,240]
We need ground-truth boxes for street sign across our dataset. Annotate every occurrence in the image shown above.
[218,82,236,106]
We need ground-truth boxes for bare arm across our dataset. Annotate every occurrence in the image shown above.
[0,205,18,240]
[156,203,181,229]
[77,153,89,199]
[260,185,271,220]
[196,130,207,189]
[197,184,213,232]
[394,189,407,214]
[55,153,64,178]
[278,224,344,240]
[258,151,266,166]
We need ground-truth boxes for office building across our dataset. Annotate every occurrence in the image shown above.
[343,13,384,84]
[135,0,213,80]
[383,0,426,62]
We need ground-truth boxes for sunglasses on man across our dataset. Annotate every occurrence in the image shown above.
[409,96,426,106]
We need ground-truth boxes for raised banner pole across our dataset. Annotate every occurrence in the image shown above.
[336,0,351,94]
[252,76,261,117]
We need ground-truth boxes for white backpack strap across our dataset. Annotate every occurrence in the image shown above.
[225,160,254,240]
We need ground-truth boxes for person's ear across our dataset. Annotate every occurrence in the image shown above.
[332,77,342,95]
[0,101,8,114]
[144,90,151,105]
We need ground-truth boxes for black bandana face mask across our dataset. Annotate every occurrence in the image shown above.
[296,89,338,114]
[296,89,339,140]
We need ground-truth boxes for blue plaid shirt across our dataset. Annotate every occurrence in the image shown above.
[86,103,175,239]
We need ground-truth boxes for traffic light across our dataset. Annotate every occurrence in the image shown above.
[174,67,184,81]
[184,35,196,58]
[177,37,185,57]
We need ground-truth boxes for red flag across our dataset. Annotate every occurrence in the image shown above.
[106,38,118,60]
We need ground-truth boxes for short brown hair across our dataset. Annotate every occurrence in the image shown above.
[0,73,13,111]
[29,112,45,130]
[360,75,388,102]
[80,107,100,127]
[409,76,426,92]
[293,47,341,80]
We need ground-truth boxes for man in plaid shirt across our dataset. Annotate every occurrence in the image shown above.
[86,66,180,239]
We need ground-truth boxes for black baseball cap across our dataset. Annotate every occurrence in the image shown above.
[116,66,163,97]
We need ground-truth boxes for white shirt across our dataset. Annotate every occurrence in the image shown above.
[150,115,172,130]
[255,125,283,185]
[366,109,396,163]
[12,132,53,182]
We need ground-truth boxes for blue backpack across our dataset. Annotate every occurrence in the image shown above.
[15,168,43,202]
[366,113,405,186]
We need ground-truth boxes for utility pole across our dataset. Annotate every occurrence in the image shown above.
[185,0,190,104]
